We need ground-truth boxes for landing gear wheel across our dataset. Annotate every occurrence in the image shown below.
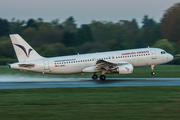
[151,72,155,75]
[151,65,155,76]
[92,74,98,80]
[100,75,106,81]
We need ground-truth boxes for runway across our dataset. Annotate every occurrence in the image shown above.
[0,77,180,89]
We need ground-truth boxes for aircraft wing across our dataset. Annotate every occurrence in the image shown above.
[95,60,129,72]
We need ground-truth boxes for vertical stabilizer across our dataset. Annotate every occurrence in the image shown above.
[10,34,43,62]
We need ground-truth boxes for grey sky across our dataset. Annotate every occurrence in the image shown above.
[0,0,180,26]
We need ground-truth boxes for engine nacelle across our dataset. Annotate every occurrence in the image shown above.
[117,64,134,74]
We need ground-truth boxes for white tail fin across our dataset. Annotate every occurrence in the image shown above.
[10,34,43,62]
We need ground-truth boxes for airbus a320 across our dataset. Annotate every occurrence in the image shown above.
[9,34,173,80]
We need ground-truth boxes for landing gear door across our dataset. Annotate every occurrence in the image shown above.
[44,60,49,70]
[150,49,157,59]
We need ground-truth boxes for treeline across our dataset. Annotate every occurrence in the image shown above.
[0,3,180,64]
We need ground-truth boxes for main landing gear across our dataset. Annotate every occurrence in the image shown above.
[100,75,106,81]
[92,74,98,80]
[151,65,156,75]
[92,73,106,81]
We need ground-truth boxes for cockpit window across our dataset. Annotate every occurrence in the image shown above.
[161,51,166,54]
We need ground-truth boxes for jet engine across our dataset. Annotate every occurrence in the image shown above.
[116,64,134,74]
[106,64,134,74]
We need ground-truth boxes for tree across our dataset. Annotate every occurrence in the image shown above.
[76,24,94,45]
[142,15,156,29]
[61,16,77,33]
[10,18,25,34]
[78,42,105,53]
[117,20,139,48]
[40,44,56,57]
[22,27,37,40]
[26,19,38,29]
[89,21,107,42]
[0,18,9,37]
[0,40,15,58]
[161,3,180,45]
[105,40,124,51]
[66,47,77,55]
[37,28,63,46]
[51,19,60,27]
[153,39,175,54]
[63,31,76,47]
[137,15,160,47]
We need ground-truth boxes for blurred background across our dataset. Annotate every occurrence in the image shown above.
[0,1,180,65]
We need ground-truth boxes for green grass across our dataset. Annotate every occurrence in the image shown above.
[1,65,180,119]
[0,87,180,120]
[1,65,180,78]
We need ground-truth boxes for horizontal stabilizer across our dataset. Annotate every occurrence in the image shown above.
[18,64,35,69]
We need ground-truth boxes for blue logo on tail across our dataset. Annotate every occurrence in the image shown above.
[14,44,33,57]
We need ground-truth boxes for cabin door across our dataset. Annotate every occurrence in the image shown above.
[44,60,49,70]
[150,49,157,59]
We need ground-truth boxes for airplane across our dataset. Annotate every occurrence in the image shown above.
[9,34,174,80]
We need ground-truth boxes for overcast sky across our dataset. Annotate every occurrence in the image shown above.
[0,0,180,26]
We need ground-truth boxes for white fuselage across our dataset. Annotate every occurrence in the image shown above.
[10,48,173,75]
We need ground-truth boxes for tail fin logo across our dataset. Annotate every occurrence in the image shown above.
[14,44,33,57]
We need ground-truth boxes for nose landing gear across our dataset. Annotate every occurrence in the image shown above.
[151,65,156,75]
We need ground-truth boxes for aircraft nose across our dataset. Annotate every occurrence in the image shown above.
[168,54,174,61]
